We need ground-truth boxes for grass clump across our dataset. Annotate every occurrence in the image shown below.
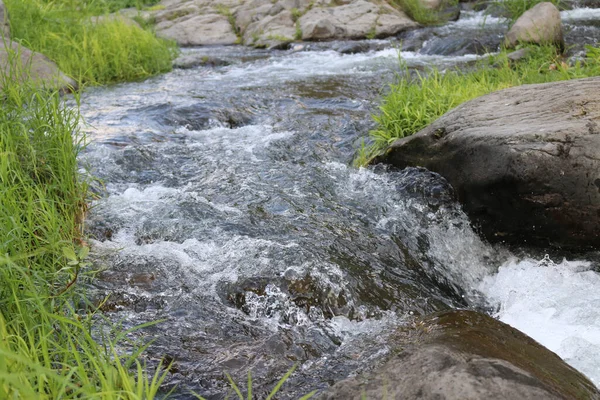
[5,0,178,86]
[392,0,456,26]
[0,53,168,397]
[358,45,600,165]
[491,0,562,22]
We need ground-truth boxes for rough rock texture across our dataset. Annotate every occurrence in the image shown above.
[0,41,76,91]
[505,2,563,49]
[372,77,600,249]
[243,10,297,47]
[156,13,239,46]
[319,310,600,400]
[0,0,9,38]
[151,0,417,47]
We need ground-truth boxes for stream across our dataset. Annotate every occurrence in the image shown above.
[79,8,600,398]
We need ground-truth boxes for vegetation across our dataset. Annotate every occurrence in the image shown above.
[357,45,600,165]
[5,0,177,86]
[491,0,562,22]
[0,49,168,397]
[392,0,456,26]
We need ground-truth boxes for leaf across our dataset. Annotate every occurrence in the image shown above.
[62,246,77,261]
[225,372,244,400]
[265,364,297,400]
[299,390,317,399]
[78,246,89,260]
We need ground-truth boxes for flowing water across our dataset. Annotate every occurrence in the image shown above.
[79,9,600,398]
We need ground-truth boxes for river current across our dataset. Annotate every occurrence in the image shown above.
[79,9,600,398]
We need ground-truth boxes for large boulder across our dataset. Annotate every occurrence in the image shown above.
[372,77,600,249]
[150,0,418,47]
[504,2,563,49]
[0,41,76,92]
[299,0,417,40]
[319,310,600,399]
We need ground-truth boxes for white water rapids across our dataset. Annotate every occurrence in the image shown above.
[78,7,600,396]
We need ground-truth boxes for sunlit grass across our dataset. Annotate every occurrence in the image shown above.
[356,45,600,165]
[5,0,177,86]
[0,49,168,398]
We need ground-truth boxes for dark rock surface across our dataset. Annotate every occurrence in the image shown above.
[372,77,600,249]
[319,310,600,399]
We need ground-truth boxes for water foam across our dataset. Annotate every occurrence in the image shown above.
[479,256,600,385]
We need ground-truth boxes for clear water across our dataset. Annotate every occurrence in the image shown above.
[78,8,600,397]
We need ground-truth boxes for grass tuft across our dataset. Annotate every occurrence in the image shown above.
[357,45,600,165]
[392,0,456,26]
[0,44,168,398]
[5,0,178,86]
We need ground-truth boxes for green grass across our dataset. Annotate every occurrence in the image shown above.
[491,0,562,22]
[392,0,456,25]
[5,0,178,86]
[0,48,168,398]
[357,45,600,165]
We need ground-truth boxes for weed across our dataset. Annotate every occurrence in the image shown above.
[191,365,317,400]
[291,7,303,22]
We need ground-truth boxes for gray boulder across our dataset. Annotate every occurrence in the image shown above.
[156,13,238,46]
[372,77,600,249]
[505,2,563,49]
[299,0,416,40]
[0,41,76,92]
[319,310,600,399]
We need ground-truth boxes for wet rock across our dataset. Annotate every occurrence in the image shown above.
[504,2,564,49]
[0,41,76,91]
[173,54,231,69]
[319,310,600,399]
[157,13,238,46]
[335,41,371,54]
[372,77,600,249]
